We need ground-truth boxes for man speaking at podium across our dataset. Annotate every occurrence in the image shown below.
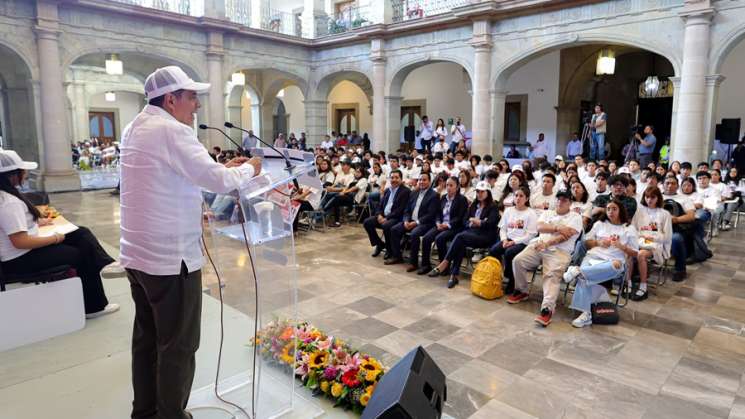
[119,66,261,419]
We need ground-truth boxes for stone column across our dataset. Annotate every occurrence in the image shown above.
[671,5,715,163]
[301,0,325,38]
[261,101,274,142]
[470,19,492,157]
[702,74,725,160]
[250,103,262,135]
[35,1,80,191]
[304,99,328,147]
[490,90,507,159]
[384,96,402,153]
[371,39,387,152]
[668,76,681,151]
[206,32,226,148]
[71,82,89,142]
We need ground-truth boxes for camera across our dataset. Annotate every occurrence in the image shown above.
[630,124,644,137]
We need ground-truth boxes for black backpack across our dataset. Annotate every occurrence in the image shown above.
[663,199,694,234]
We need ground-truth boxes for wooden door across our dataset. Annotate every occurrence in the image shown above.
[89,111,116,143]
[504,102,521,142]
[336,108,357,134]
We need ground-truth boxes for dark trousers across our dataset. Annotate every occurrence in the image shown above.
[443,230,495,275]
[326,194,355,222]
[126,263,202,419]
[489,240,528,293]
[421,226,461,268]
[638,153,653,169]
[1,226,113,314]
[292,201,314,231]
[363,215,399,253]
[390,222,433,263]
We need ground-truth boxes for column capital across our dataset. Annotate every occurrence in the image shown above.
[705,74,726,86]
[469,36,492,51]
[370,53,387,64]
[679,6,715,23]
[302,99,329,106]
[206,48,224,60]
[34,25,61,40]
[489,89,508,97]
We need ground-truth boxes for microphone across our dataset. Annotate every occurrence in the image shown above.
[199,124,245,155]
[224,122,300,189]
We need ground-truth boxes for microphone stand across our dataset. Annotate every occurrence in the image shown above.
[224,122,299,188]
[199,124,246,156]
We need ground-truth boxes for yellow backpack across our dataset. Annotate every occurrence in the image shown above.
[470,256,504,300]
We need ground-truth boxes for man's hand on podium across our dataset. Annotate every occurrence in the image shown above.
[247,157,262,176]
[225,156,262,176]
[225,156,248,168]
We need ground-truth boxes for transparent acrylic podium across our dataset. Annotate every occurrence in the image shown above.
[189,148,323,419]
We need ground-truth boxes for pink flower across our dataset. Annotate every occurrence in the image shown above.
[323,366,338,380]
[317,337,332,351]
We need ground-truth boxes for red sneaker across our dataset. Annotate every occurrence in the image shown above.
[534,308,552,327]
[507,291,529,304]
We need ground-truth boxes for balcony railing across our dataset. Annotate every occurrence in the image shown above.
[111,0,204,16]
[226,0,251,25]
[261,8,301,37]
[324,5,372,35]
[391,0,471,22]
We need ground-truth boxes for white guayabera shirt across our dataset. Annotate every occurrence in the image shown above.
[119,105,256,276]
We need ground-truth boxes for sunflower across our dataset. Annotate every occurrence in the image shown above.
[308,351,329,370]
[279,343,294,364]
[360,358,383,382]
[331,382,344,398]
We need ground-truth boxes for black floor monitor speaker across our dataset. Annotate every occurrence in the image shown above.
[361,346,446,419]
[720,118,741,144]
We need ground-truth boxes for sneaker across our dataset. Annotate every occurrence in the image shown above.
[534,308,552,327]
[631,289,648,301]
[721,222,732,231]
[101,261,125,275]
[571,311,593,328]
[86,303,120,319]
[563,266,581,283]
[507,291,529,304]
[330,221,342,228]
[471,252,484,263]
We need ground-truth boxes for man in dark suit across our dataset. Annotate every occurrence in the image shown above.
[363,170,410,258]
[388,172,439,269]
[419,177,468,275]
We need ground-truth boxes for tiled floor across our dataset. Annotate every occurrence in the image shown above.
[51,190,745,418]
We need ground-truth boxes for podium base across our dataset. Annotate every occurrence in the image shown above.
[188,371,324,419]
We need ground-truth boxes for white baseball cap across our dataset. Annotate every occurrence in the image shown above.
[0,150,38,173]
[475,180,491,191]
[511,164,524,172]
[144,66,210,100]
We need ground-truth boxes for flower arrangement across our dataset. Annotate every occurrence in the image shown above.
[255,320,386,414]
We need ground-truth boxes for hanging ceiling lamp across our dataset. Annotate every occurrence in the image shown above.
[595,49,616,76]
[231,71,246,86]
[105,54,123,75]
[643,75,661,96]
[105,91,116,102]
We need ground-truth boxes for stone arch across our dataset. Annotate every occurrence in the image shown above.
[491,33,681,90]
[311,70,373,104]
[0,39,38,81]
[711,22,745,74]
[387,55,474,97]
[0,41,39,161]
[225,65,309,99]
[63,46,206,83]
[225,81,262,141]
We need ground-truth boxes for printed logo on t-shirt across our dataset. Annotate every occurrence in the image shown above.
[508,219,525,229]
[640,222,658,232]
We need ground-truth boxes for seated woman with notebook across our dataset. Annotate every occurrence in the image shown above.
[0,150,119,319]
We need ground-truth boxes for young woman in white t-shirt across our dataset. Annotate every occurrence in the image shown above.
[563,199,639,327]
[498,173,524,210]
[570,181,593,230]
[0,151,118,318]
[489,186,538,294]
[631,186,672,301]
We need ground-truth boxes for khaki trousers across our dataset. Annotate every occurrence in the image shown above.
[512,243,571,312]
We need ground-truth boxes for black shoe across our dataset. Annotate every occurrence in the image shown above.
[447,275,459,289]
[427,267,442,277]
[383,251,391,260]
[371,245,383,257]
[417,266,432,275]
[384,258,404,266]
[630,289,648,301]
[330,221,341,228]
[672,271,687,282]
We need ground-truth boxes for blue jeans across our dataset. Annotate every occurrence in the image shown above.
[671,232,686,273]
[591,132,605,161]
[570,256,624,313]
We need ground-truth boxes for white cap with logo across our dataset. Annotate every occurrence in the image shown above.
[0,150,38,173]
[144,66,210,100]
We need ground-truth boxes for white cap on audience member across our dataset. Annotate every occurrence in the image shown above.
[617,167,630,174]
[554,155,564,161]
[144,66,210,100]
[475,181,490,191]
[0,150,38,173]
[511,165,524,173]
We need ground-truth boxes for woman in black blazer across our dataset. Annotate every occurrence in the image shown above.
[429,181,500,288]
[417,177,468,275]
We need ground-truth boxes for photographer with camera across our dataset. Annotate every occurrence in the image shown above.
[634,125,657,168]
[590,104,607,161]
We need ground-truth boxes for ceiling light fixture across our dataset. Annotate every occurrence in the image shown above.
[105,54,123,75]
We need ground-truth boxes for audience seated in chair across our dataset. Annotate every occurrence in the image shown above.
[631,186,673,301]
[363,170,410,259]
[388,172,439,269]
[563,199,639,328]
[510,190,583,326]
[429,181,499,289]
[418,177,468,276]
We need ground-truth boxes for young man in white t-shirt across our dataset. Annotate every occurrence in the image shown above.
[696,171,724,236]
[662,176,697,281]
[530,173,557,212]
[511,191,582,326]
